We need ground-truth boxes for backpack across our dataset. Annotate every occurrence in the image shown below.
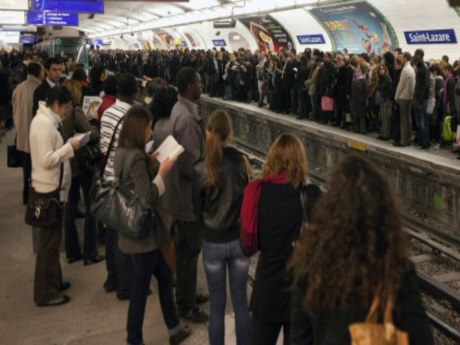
[441,115,456,142]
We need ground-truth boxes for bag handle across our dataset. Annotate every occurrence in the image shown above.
[100,115,125,178]
[365,290,397,343]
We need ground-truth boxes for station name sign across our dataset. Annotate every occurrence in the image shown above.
[296,34,325,45]
[404,29,457,44]
[27,11,79,26]
[212,39,227,47]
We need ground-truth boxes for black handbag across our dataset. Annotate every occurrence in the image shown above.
[89,114,153,238]
[25,164,63,227]
[90,177,153,239]
[7,137,22,168]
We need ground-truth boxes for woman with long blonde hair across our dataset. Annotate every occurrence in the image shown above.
[243,133,321,345]
[193,110,252,345]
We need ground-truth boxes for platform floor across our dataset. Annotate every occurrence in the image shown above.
[0,128,263,345]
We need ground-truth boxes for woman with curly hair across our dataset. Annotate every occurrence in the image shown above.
[289,155,433,345]
[247,133,321,345]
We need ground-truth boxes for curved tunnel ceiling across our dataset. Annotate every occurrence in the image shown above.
[78,0,333,36]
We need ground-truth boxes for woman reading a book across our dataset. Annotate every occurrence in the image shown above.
[192,110,253,345]
[113,105,191,345]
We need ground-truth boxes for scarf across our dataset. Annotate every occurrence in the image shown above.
[240,172,288,256]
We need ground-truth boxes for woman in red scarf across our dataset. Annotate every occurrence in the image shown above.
[243,133,321,345]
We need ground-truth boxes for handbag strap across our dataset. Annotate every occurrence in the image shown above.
[100,114,125,178]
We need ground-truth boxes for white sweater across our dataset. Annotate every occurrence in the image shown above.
[29,102,74,202]
[395,62,416,102]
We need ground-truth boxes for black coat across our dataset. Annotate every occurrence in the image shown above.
[251,182,321,323]
[290,265,434,345]
[32,80,51,116]
[316,61,336,96]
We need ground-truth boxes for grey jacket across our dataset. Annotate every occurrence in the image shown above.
[160,95,206,221]
[114,147,170,254]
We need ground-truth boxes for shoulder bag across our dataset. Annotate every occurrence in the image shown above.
[25,164,64,227]
[89,116,153,239]
[349,293,409,345]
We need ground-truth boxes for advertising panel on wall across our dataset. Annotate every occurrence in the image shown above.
[239,15,294,53]
[309,1,398,54]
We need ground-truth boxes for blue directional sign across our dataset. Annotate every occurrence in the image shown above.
[212,39,227,47]
[30,0,104,14]
[296,34,326,45]
[27,11,79,26]
[404,29,457,44]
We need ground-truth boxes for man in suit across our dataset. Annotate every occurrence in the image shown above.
[32,57,62,116]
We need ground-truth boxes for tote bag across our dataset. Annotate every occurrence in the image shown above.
[321,96,335,112]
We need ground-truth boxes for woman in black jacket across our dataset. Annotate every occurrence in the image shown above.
[247,134,321,345]
[289,155,433,345]
[351,65,369,134]
[377,64,393,140]
[114,105,191,345]
[193,110,252,345]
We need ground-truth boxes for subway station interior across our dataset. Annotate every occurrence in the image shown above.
[1,0,460,344]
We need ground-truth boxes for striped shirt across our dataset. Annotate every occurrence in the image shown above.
[100,99,132,181]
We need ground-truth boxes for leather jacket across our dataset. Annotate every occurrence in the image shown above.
[193,146,249,243]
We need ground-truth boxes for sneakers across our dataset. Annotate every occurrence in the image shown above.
[179,306,208,323]
[169,325,192,345]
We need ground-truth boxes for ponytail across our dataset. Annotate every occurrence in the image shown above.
[205,110,232,187]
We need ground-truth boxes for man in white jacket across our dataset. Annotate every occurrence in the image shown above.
[394,52,416,147]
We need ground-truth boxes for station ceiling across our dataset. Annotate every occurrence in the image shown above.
[78,0,328,37]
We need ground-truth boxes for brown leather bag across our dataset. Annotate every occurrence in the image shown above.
[349,293,409,345]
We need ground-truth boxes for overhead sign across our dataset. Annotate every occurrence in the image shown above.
[212,39,227,47]
[239,15,294,53]
[297,34,326,45]
[0,0,28,10]
[309,1,398,54]
[404,29,457,44]
[27,11,79,26]
[19,33,39,44]
[30,0,104,14]
[0,10,25,25]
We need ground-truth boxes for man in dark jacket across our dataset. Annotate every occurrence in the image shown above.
[335,55,353,127]
[316,52,336,124]
[32,57,62,116]
[413,49,431,149]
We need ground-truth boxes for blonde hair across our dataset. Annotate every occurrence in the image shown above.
[263,133,308,188]
[62,79,82,106]
[205,110,233,187]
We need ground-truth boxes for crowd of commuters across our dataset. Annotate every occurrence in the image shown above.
[88,46,460,158]
[4,43,438,345]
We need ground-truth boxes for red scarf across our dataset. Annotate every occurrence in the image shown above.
[240,172,288,256]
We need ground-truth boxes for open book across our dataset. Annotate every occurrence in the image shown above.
[82,96,102,120]
[72,131,91,146]
[153,135,184,163]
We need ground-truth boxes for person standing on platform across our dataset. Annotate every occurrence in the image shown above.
[289,155,434,345]
[12,62,44,205]
[394,52,415,147]
[413,49,431,150]
[316,52,336,124]
[100,73,138,300]
[30,86,82,306]
[32,58,62,116]
[161,67,209,323]
[193,110,252,345]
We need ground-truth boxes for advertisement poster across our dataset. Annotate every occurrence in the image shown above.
[184,32,199,48]
[309,1,398,54]
[239,15,294,53]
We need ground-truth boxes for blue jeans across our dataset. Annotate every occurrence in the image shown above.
[127,250,180,345]
[414,99,430,148]
[203,239,252,345]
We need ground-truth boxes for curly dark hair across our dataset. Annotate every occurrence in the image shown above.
[289,155,409,313]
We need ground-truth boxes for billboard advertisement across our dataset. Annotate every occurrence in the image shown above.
[309,1,398,54]
[239,15,294,53]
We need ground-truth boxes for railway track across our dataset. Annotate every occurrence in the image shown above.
[238,143,460,344]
